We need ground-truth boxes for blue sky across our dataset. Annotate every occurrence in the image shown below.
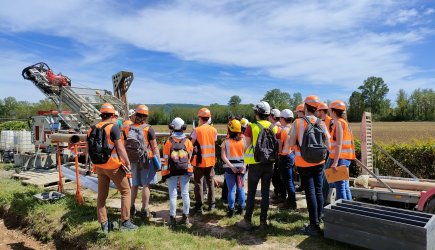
[0,0,434,106]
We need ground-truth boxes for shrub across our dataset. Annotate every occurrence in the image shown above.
[0,121,29,131]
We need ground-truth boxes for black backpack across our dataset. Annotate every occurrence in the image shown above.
[300,117,328,163]
[169,138,190,174]
[87,123,114,164]
[254,122,278,163]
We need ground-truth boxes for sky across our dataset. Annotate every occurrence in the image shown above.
[0,0,434,106]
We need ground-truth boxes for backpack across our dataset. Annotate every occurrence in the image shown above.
[254,122,278,163]
[125,124,150,164]
[300,117,328,163]
[87,123,114,164]
[169,137,189,173]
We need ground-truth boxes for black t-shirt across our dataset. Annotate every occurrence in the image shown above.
[147,127,156,141]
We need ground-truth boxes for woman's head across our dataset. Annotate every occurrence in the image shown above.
[329,100,347,119]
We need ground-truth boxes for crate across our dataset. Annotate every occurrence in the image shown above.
[324,199,435,250]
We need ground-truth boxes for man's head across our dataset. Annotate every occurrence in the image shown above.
[197,107,211,125]
[280,109,294,125]
[253,101,271,121]
[99,103,115,121]
[134,104,149,124]
[270,109,281,123]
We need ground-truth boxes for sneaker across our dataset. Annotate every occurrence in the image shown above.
[227,208,235,218]
[180,214,192,227]
[101,221,109,234]
[235,206,245,216]
[235,218,253,231]
[192,206,204,216]
[208,203,216,212]
[120,220,138,231]
[140,208,152,220]
[130,206,137,218]
[168,216,176,230]
[258,220,268,231]
[299,224,321,236]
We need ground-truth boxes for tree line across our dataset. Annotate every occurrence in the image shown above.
[0,77,433,124]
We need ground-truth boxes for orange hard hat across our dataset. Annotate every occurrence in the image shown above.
[135,104,149,115]
[100,103,115,114]
[295,104,304,112]
[197,107,211,118]
[304,95,321,108]
[318,102,329,111]
[329,100,347,111]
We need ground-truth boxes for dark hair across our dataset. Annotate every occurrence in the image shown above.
[305,104,317,114]
[228,131,241,141]
[271,115,280,122]
[100,113,113,120]
[255,110,269,120]
[318,109,328,115]
[283,117,294,123]
[200,117,209,123]
[134,114,148,124]
[331,108,346,119]
[228,115,241,121]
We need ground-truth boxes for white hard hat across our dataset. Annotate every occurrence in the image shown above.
[128,109,135,117]
[253,101,271,115]
[170,117,185,130]
[271,109,281,118]
[280,109,294,119]
[240,118,249,128]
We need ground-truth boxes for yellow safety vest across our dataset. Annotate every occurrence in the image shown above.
[244,120,278,165]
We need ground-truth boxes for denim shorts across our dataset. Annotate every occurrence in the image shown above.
[131,160,157,186]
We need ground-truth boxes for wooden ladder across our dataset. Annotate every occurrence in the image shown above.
[361,112,373,174]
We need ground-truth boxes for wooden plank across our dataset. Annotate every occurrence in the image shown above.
[325,222,426,250]
[342,200,433,218]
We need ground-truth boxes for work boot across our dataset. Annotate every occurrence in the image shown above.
[299,224,321,236]
[279,201,297,211]
[120,220,138,231]
[101,221,109,234]
[180,214,192,227]
[140,208,152,220]
[208,203,216,212]
[258,220,268,231]
[192,205,203,216]
[168,216,176,230]
[271,196,286,205]
[235,206,245,216]
[130,205,137,218]
[235,218,253,231]
[227,208,235,218]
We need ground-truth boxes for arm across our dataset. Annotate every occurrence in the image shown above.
[190,130,197,145]
[287,122,297,147]
[321,121,332,150]
[221,141,236,173]
[331,121,343,170]
[115,139,130,168]
[149,139,160,159]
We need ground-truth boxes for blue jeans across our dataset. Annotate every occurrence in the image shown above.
[224,168,246,210]
[299,165,324,226]
[279,154,296,204]
[332,159,352,201]
[166,174,190,216]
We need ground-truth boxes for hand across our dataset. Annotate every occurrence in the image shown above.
[240,167,246,174]
[230,167,238,174]
[330,162,338,171]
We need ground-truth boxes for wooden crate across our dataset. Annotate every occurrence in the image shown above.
[324,199,435,250]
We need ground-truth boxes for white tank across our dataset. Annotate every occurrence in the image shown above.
[14,130,35,153]
[0,130,15,151]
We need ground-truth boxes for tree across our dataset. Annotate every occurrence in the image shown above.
[358,77,389,114]
[262,89,291,110]
[289,92,302,110]
[395,89,408,119]
[348,91,365,122]
[228,95,241,106]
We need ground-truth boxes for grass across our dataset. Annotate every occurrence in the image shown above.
[0,164,354,250]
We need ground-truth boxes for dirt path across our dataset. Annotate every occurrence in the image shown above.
[0,219,54,250]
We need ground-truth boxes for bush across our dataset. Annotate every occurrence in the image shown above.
[0,121,29,131]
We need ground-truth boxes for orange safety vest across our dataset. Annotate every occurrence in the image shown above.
[162,137,194,177]
[279,126,293,156]
[324,115,333,134]
[123,123,153,158]
[329,118,356,160]
[294,117,326,167]
[223,138,245,167]
[191,124,217,167]
[88,121,123,170]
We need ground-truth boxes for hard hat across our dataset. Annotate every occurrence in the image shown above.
[228,119,242,133]
[253,101,271,115]
[318,102,329,111]
[114,110,119,117]
[169,117,186,131]
[295,104,304,112]
[135,104,149,115]
[240,118,249,128]
[128,109,135,117]
[304,95,321,108]
[271,109,281,118]
[280,109,294,119]
[330,100,347,111]
[198,108,211,118]
[100,103,115,114]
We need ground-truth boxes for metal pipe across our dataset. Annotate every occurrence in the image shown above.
[355,159,394,193]
[50,133,87,143]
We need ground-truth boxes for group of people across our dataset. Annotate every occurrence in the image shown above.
[87,94,356,237]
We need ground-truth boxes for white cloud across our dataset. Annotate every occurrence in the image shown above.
[0,0,434,104]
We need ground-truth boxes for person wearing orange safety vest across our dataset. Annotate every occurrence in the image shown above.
[123,104,160,220]
[277,109,297,210]
[236,101,279,231]
[285,95,331,236]
[121,109,135,143]
[295,104,305,118]
[87,103,137,233]
[191,107,218,214]
[328,100,356,201]
[162,117,193,229]
[221,119,246,218]
[316,102,334,134]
